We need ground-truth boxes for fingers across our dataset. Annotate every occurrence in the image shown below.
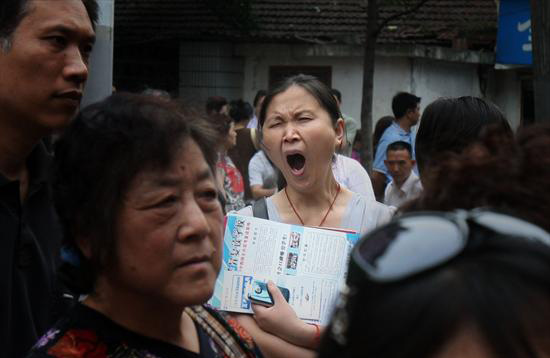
[266,281,285,305]
[251,302,268,315]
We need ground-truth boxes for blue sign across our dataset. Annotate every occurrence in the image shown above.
[496,0,532,65]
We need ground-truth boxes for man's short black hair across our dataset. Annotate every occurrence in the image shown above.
[392,92,421,119]
[205,96,228,115]
[386,141,412,157]
[331,88,342,103]
[0,0,98,50]
[229,99,253,124]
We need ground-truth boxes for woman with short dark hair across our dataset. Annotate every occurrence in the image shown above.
[26,93,262,358]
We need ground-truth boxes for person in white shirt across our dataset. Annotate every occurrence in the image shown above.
[384,141,423,207]
[247,90,266,129]
[332,154,375,200]
[248,150,278,199]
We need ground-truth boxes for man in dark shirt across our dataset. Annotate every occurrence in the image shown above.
[0,1,97,356]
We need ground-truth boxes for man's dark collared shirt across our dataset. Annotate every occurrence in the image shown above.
[0,143,62,358]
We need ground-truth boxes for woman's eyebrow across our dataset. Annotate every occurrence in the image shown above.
[195,168,213,182]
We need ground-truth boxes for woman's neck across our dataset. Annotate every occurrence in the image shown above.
[84,279,195,350]
[275,172,343,227]
[286,176,339,207]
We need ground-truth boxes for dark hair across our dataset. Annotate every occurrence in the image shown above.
[205,96,228,115]
[320,229,550,358]
[229,99,253,124]
[203,113,233,144]
[331,88,342,103]
[373,116,394,154]
[53,93,218,291]
[415,96,512,176]
[0,0,98,50]
[253,90,267,107]
[386,141,412,156]
[259,74,342,129]
[408,123,550,233]
[392,92,421,119]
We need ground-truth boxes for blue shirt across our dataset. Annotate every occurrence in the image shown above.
[373,122,417,180]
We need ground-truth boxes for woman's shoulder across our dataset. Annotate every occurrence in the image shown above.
[234,205,253,217]
[347,193,396,228]
[25,304,115,357]
[26,304,200,358]
[190,306,264,358]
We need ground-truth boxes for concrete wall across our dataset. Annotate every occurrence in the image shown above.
[487,69,523,130]
[179,42,244,106]
[82,0,114,107]
[177,41,521,130]
[237,43,490,130]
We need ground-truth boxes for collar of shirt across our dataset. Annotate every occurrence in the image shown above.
[0,141,51,190]
[399,171,419,194]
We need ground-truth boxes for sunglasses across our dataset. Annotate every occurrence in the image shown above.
[329,209,550,345]
[349,209,550,284]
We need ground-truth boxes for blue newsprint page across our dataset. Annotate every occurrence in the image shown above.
[209,214,359,324]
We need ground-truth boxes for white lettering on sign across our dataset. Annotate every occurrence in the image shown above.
[518,19,532,52]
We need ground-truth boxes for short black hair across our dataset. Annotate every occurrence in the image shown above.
[330,88,342,103]
[415,96,512,176]
[392,92,421,119]
[53,93,218,291]
[229,99,253,124]
[320,227,550,358]
[386,141,412,157]
[205,96,228,115]
[259,74,342,129]
[373,116,394,154]
[253,90,267,108]
[0,0,98,49]
[203,113,233,145]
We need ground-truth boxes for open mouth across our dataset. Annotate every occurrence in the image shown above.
[287,153,306,175]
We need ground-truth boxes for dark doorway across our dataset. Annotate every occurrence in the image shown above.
[521,78,534,127]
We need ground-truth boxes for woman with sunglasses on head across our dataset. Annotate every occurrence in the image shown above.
[233,75,395,358]
[319,123,550,358]
[26,94,262,358]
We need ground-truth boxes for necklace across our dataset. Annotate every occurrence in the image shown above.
[284,183,341,227]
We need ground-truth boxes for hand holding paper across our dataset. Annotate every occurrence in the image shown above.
[252,281,319,349]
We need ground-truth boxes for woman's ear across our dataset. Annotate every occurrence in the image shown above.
[335,118,345,149]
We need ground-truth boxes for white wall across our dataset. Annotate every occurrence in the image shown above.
[179,42,244,105]
[82,0,114,107]
[238,43,491,130]
[487,69,522,130]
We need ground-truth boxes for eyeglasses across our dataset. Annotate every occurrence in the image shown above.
[349,209,550,284]
[329,209,550,345]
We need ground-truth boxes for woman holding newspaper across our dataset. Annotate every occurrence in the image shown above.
[234,75,395,358]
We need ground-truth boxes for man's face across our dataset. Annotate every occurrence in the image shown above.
[408,104,421,126]
[385,149,415,186]
[0,0,95,135]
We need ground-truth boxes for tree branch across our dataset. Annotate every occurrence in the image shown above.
[374,0,431,37]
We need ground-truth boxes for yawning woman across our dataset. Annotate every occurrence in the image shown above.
[234,74,395,358]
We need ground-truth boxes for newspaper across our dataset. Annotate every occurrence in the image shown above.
[209,213,360,324]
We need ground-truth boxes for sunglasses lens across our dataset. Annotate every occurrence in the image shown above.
[472,211,550,244]
[354,215,466,282]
